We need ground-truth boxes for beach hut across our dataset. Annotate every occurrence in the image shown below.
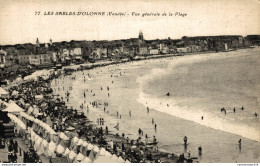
[2,101,24,114]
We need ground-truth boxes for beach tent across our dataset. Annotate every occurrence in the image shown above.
[88,150,95,161]
[75,152,85,162]
[77,139,84,146]
[80,141,89,156]
[99,148,106,156]
[0,87,8,98]
[38,139,48,155]
[70,136,79,150]
[81,157,92,163]
[125,160,131,163]
[82,141,88,147]
[56,144,65,154]
[3,101,24,113]
[104,151,112,158]
[68,150,77,162]
[87,143,94,150]
[111,154,119,161]
[117,156,125,163]
[93,145,100,153]
[44,141,57,158]
[64,148,71,156]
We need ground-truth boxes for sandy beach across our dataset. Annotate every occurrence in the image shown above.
[51,48,260,162]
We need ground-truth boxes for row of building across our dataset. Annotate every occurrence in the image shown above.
[0,32,255,68]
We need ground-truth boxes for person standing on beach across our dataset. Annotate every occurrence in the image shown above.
[145,134,148,144]
[183,136,188,145]
[129,111,131,117]
[198,146,202,156]
[138,128,142,135]
[154,124,157,131]
[105,126,108,134]
[233,107,236,113]
[238,139,242,150]
[147,106,149,113]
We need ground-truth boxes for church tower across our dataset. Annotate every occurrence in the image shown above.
[138,31,144,44]
[50,39,53,45]
[36,38,40,47]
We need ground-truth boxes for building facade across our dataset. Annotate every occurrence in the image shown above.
[29,54,52,66]
[18,54,30,65]
[139,47,148,55]
[0,49,7,68]
[149,49,159,55]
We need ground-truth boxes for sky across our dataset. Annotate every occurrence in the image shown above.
[0,0,259,45]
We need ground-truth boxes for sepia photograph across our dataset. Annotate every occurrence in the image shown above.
[0,0,259,164]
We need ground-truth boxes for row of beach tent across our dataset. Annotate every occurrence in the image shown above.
[1,100,25,113]
[10,112,129,163]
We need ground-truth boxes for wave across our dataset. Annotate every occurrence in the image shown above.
[137,92,259,142]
